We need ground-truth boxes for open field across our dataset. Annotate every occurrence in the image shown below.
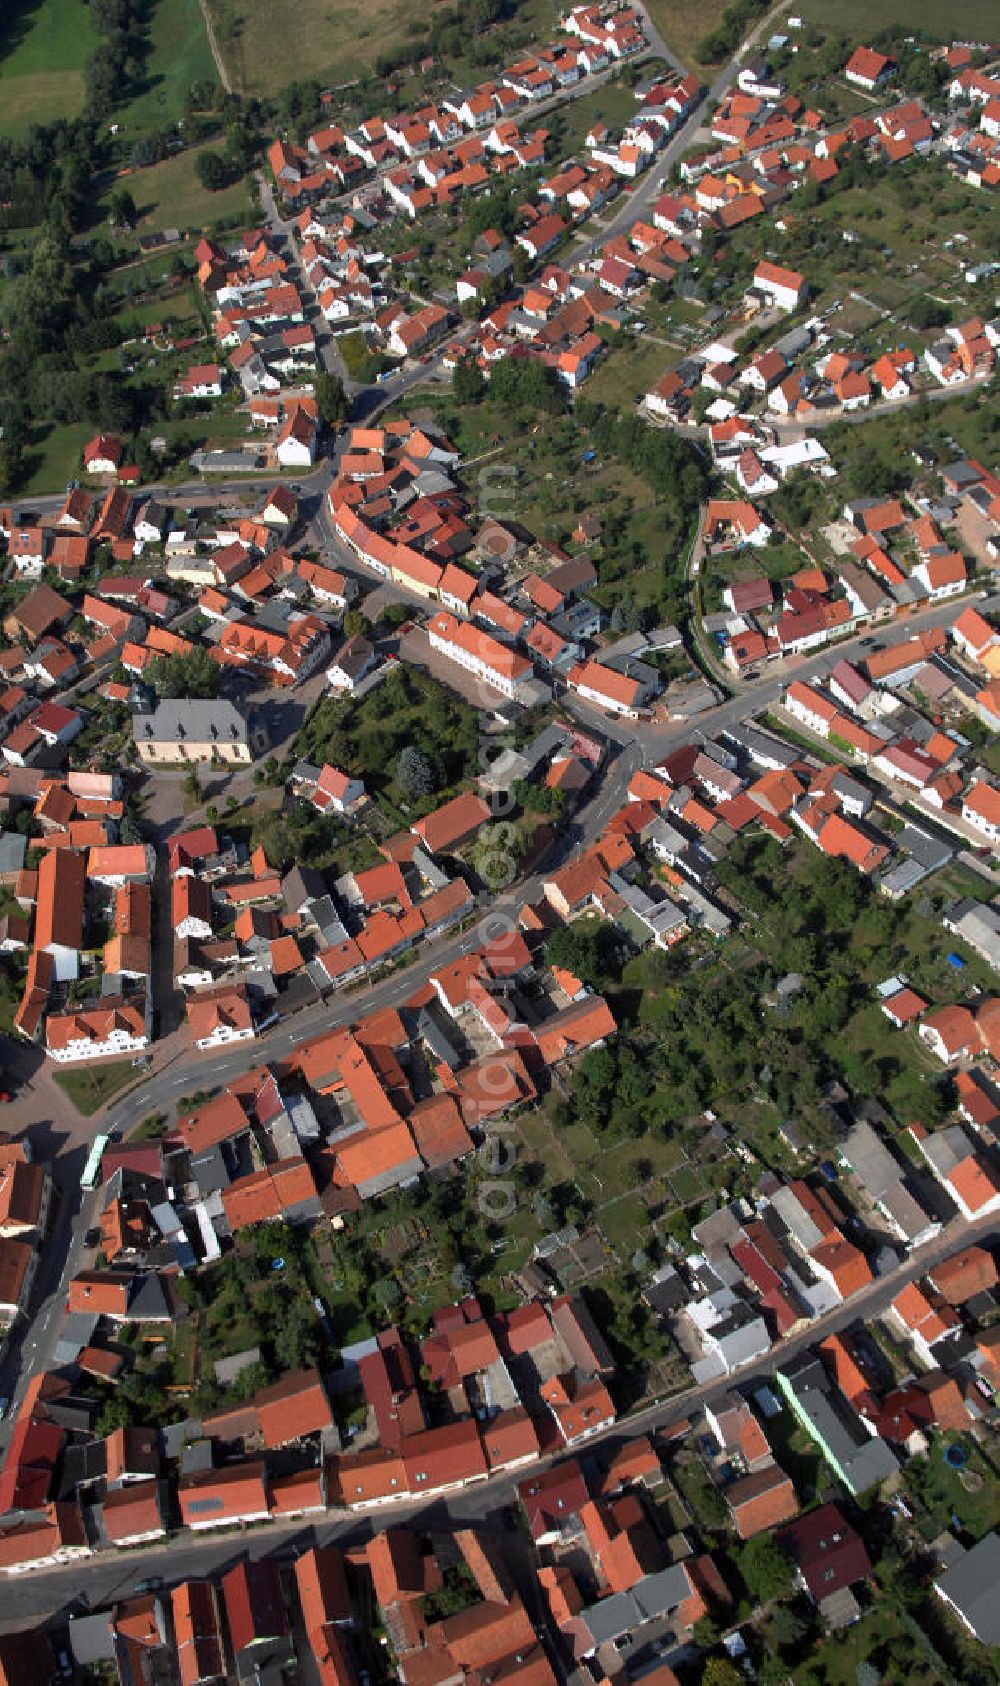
[21,422,97,499]
[110,143,255,232]
[205,0,588,95]
[645,0,731,72]
[113,0,219,135]
[0,0,98,134]
[578,332,670,408]
[790,0,1000,35]
[204,0,451,94]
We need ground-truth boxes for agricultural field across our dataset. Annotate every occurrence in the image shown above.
[203,0,437,92]
[791,0,1000,37]
[202,0,615,95]
[0,0,98,134]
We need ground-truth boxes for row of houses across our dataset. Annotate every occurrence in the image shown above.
[267,1,649,209]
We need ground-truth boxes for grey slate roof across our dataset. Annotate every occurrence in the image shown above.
[935,1531,1000,1645]
[779,1355,898,1494]
[133,698,254,747]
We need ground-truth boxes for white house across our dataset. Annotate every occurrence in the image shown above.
[912,552,966,600]
[783,681,838,738]
[0,1508,92,1574]
[45,998,149,1063]
[844,46,895,91]
[83,435,123,476]
[188,988,258,1052]
[174,364,225,400]
[8,529,48,577]
[752,260,806,312]
[326,635,378,693]
[426,610,534,700]
[312,762,366,813]
[0,1239,37,1321]
[962,779,1000,842]
[174,879,214,942]
[567,658,654,719]
[275,409,318,468]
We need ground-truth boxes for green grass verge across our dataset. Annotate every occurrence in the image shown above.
[53,1061,138,1116]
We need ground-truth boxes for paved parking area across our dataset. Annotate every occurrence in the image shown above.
[399,626,511,723]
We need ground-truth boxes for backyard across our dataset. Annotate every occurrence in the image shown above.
[291,663,481,823]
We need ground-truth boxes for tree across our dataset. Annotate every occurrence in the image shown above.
[195,149,234,192]
[471,821,527,891]
[395,744,436,802]
[315,371,350,427]
[610,596,643,635]
[146,647,220,699]
[272,1298,320,1371]
[373,1276,403,1313]
[342,608,368,639]
[489,354,564,413]
[109,188,137,228]
[453,357,485,405]
[909,295,950,331]
[119,811,143,845]
[545,920,628,990]
[692,1615,720,1649]
[183,766,201,802]
[702,1660,742,1686]
[740,1535,793,1604]
[766,1602,809,1650]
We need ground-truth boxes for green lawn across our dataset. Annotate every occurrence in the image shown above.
[585,336,673,410]
[904,1432,1000,1545]
[21,422,99,498]
[804,1606,946,1686]
[544,75,648,160]
[53,1061,137,1116]
[0,0,97,133]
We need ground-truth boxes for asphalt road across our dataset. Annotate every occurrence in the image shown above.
[575,0,790,262]
[4,1204,996,1628]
